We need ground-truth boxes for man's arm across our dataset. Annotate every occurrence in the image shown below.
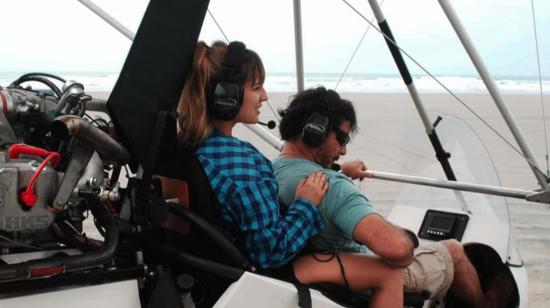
[352,214,415,267]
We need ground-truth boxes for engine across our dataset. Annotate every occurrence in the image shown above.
[0,151,57,234]
[0,74,119,252]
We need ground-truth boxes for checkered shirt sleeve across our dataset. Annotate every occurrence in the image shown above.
[196,131,324,269]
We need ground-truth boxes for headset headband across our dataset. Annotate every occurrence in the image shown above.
[223,41,246,83]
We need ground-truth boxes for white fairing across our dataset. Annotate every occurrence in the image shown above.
[1,279,140,308]
[215,271,343,308]
[510,266,529,308]
[386,115,527,307]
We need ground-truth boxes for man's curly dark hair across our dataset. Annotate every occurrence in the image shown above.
[278,87,358,141]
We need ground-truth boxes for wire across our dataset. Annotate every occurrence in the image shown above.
[336,0,385,90]
[27,153,60,187]
[207,9,230,43]
[13,72,66,84]
[84,113,110,131]
[264,99,281,122]
[0,234,41,250]
[63,220,83,235]
[530,0,549,176]
[207,9,282,124]
[339,0,549,177]
[123,165,131,179]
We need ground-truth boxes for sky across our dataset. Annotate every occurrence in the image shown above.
[0,0,549,77]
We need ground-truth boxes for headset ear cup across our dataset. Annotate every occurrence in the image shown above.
[206,41,247,121]
[301,112,330,147]
[208,82,243,121]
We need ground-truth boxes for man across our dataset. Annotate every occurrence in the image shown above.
[272,87,493,307]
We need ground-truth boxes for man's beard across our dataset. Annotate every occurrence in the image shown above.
[314,146,337,168]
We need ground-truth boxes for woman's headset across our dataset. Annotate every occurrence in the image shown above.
[206,41,247,121]
[301,88,340,147]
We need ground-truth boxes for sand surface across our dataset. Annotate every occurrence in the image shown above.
[91,91,550,306]
[234,92,550,307]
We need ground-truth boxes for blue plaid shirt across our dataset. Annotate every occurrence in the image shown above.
[196,130,324,269]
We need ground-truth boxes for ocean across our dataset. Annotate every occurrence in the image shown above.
[1,71,549,95]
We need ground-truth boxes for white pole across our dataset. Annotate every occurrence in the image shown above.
[366,170,535,201]
[438,0,549,190]
[293,0,305,92]
[77,0,135,40]
[244,124,283,151]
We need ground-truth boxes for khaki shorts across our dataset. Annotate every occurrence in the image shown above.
[403,242,454,300]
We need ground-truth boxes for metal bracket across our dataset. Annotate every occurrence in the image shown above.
[52,144,94,210]
[526,190,550,204]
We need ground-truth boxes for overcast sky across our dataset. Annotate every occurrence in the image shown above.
[1,0,548,77]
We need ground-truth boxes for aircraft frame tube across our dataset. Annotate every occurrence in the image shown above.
[438,0,549,190]
[367,170,533,200]
[77,0,135,40]
[293,0,305,92]
[367,0,432,133]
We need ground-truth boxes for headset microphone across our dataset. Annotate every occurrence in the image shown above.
[258,120,276,129]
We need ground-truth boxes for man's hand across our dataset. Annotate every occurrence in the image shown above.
[295,171,329,206]
[340,160,369,180]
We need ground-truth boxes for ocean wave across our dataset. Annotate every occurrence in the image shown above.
[1,72,549,94]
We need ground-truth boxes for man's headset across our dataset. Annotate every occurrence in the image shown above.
[207,41,247,121]
[301,88,340,147]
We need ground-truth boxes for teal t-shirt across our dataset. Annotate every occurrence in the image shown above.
[272,157,377,253]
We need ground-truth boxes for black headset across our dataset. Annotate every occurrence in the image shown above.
[207,41,247,121]
[301,88,339,147]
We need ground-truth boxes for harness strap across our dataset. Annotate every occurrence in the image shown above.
[292,280,312,308]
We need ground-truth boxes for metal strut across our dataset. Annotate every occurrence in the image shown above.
[366,0,457,182]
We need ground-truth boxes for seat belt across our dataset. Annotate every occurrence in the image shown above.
[291,280,312,308]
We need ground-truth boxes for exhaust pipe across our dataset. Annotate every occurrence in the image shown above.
[51,115,129,164]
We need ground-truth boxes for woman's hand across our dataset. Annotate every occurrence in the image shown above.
[295,171,329,206]
[341,160,369,180]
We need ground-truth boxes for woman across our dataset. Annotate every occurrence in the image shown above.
[176,40,403,307]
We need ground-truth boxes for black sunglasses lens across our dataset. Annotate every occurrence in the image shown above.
[336,129,350,145]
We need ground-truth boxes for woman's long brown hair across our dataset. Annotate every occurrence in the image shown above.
[177,41,265,148]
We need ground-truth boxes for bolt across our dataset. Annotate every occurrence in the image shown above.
[87,177,97,187]
[109,191,120,201]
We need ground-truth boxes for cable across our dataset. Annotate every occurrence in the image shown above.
[20,152,61,207]
[11,75,63,98]
[336,0,385,90]
[206,10,282,124]
[207,9,230,43]
[0,234,41,250]
[12,72,66,83]
[339,0,549,177]
[530,0,549,176]
[264,100,281,122]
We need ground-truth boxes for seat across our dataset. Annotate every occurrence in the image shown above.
[155,146,428,308]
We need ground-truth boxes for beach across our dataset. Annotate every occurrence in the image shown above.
[234,92,550,307]
[89,90,550,306]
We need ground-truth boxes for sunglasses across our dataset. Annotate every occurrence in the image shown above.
[334,127,350,146]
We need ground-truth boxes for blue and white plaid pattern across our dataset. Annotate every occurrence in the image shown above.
[196,130,324,269]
